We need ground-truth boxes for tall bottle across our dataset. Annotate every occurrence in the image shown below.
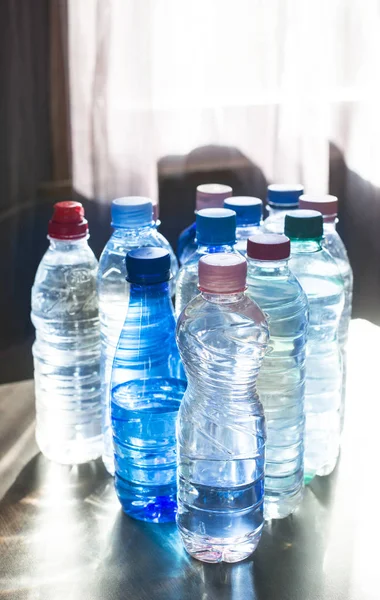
[246,234,308,518]
[111,247,186,522]
[285,210,344,481]
[98,197,179,475]
[224,196,263,254]
[263,184,304,234]
[176,253,268,563]
[177,183,232,265]
[299,194,353,427]
[175,208,238,317]
[31,201,101,464]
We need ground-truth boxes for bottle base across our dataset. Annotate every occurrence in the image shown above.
[264,488,304,520]
[115,474,177,523]
[36,432,103,465]
[178,526,263,564]
[102,453,115,476]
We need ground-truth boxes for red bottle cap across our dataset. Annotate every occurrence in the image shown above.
[247,233,290,261]
[48,201,88,240]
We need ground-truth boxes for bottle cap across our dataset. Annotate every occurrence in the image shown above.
[284,209,323,240]
[267,184,304,207]
[298,194,338,222]
[199,253,247,294]
[126,247,171,285]
[48,201,88,240]
[196,208,236,246]
[224,197,262,226]
[247,233,290,261]
[196,184,233,211]
[111,197,153,228]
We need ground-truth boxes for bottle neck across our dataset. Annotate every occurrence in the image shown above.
[48,236,89,250]
[113,222,155,237]
[129,280,171,298]
[290,239,322,253]
[196,242,235,254]
[247,257,289,275]
[267,204,298,216]
[200,290,245,304]
[323,219,338,232]
[236,223,261,235]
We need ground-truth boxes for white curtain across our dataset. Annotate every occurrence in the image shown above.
[68,0,380,203]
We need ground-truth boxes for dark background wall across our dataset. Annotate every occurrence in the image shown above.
[0,0,379,385]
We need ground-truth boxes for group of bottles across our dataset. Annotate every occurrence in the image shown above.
[31,182,352,564]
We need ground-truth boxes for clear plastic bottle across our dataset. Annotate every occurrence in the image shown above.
[31,201,102,464]
[299,194,353,428]
[224,196,263,254]
[98,197,179,475]
[263,184,304,234]
[175,208,238,317]
[285,210,344,482]
[111,247,186,522]
[246,234,308,518]
[177,184,232,265]
[176,253,269,563]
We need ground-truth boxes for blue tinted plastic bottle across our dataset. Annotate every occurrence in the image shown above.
[111,247,186,522]
[98,197,179,474]
[224,196,263,254]
[175,208,238,316]
[285,211,344,482]
[246,234,308,518]
[177,184,232,265]
[263,184,304,234]
[176,253,269,563]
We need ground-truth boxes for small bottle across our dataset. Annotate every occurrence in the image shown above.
[176,253,269,563]
[285,210,344,482]
[111,247,186,523]
[177,183,232,265]
[246,234,308,518]
[98,197,179,474]
[263,184,304,234]
[31,201,101,464]
[298,194,353,428]
[224,196,263,254]
[175,208,238,317]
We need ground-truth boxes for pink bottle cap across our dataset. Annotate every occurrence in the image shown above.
[247,233,290,261]
[196,183,233,211]
[298,194,338,222]
[198,253,247,294]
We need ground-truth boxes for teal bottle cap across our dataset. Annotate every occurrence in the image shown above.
[284,209,323,240]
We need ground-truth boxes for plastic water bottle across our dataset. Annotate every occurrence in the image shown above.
[299,194,353,428]
[177,184,232,265]
[98,197,179,475]
[152,199,179,275]
[285,210,344,481]
[111,247,186,522]
[176,253,268,563]
[263,184,304,234]
[31,201,102,464]
[224,196,263,254]
[175,208,238,317]
[246,234,308,518]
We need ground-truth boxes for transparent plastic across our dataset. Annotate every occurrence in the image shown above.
[322,221,353,428]
[246,259,308,518]
[31,237,102,464]
[263,205,299,234]
[111,280,185,522]
[176,290,269,563]
[175,243,239,317]
[177,222,197,265]
[235,224,262,255]
[289,240,344,481]
[98,224,179,474]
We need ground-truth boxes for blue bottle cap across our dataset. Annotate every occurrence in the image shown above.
[267,184,304,207]
[111,197,153,228]
[126,247,171,284]
[224,197,262,226]
[284,209,323,240]
[196,208,236,246]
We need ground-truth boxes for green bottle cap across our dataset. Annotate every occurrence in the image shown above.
[284,209,323,240]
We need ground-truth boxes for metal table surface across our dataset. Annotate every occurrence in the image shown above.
[0,319,378,600]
